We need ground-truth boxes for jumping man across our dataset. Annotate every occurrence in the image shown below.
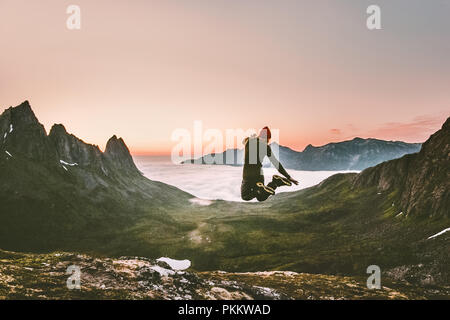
[241,126,298,201]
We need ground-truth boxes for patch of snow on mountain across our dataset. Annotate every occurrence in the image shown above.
[157,257,191,270]
[150,266,176,277]
[9,124,13,133]
[5,150,12,157]
[428,228,450,239]
[60,160,78,166]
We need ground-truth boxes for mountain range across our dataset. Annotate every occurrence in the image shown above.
[182,138,422,171]
[0,101,192,252]
[0,101,448,299]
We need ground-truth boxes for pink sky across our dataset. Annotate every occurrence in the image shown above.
[1,1,448,155]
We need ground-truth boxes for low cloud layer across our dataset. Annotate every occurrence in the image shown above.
[135,156,357,202]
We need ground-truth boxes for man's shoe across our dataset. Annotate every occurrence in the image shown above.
[272,175,292,187]
[256,182,275,195]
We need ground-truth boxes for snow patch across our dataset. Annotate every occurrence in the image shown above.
[150,265,175,277]
[60,160,78,166]
[9,124,13,133]
[5,150,12,157]
[157,257,191,270]
[428,228,450,239]
[62,165,68,171]
[189,198,213,206]
[253,286,281,298]
[3,132,6,139]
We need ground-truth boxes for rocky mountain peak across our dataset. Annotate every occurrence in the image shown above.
[1,100,42,132]
[105,135,129,156]
[8,101,40,126]
[419,116,450,159]
[104,135,139,174]
[0,101,54,160]
[303,144,314,152]
[48,124,104,167]
[49,123,68,136]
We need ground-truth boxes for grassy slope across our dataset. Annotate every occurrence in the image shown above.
[0,153,193,255]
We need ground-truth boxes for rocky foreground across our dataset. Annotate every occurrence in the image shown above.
[0,249,445,300]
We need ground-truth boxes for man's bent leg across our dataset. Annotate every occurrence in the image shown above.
[268,175,291,189]
[256,185,273,201]
[255,176,275,202]
[241,178,258,201]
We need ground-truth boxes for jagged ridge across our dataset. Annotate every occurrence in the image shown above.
[1,101,140,176]
[0,101,192,252]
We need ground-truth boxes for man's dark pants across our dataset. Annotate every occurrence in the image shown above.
[241,175,279,202]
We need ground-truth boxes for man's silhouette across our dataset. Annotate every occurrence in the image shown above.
[241,127,298,201]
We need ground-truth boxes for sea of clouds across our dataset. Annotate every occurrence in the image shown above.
[134,156,358,202]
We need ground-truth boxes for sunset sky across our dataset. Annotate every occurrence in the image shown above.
[1,0,449,155]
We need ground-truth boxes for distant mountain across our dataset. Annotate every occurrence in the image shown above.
[182,138,422,171]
